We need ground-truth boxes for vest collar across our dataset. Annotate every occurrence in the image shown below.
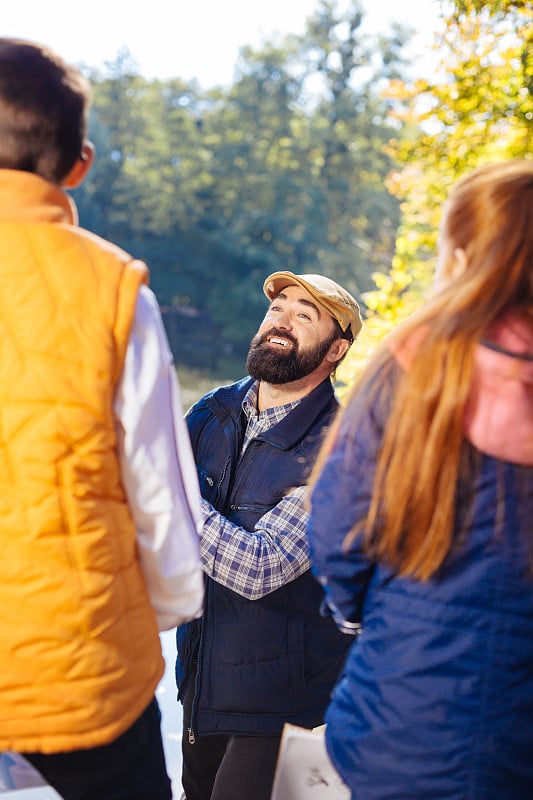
[207,376,337,450]
[0,169,77,225]
[256,377,337,450]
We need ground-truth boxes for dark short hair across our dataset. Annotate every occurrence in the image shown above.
[0,38,91,183]
[326,316,353,378]
[332,317,354,346]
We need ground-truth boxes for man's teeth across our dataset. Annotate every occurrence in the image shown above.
[269,337,290,347]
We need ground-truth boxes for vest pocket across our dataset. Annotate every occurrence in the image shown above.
[208,604,306,713]
[287,613,305,691]
[197,466,217,503]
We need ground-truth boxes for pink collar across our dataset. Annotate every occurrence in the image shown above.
[465,316,533,464]
[391,316,533,465]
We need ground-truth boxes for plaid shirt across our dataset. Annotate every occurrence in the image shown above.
[199,382,312,600]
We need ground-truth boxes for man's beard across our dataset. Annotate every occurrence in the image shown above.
[246,327,337,385]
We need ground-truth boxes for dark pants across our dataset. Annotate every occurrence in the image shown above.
[23,697,172,800]
[181,681,281,800]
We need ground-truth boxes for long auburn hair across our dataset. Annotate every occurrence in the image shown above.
[310,160,533,580]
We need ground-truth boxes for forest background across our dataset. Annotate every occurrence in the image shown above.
[70,0,532,402]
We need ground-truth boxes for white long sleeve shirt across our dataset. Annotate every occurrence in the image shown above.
[114,285,204,630]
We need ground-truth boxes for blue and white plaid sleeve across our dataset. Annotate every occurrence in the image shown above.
[199,486,311,600]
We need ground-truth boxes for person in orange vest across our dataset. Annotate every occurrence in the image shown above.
[0,38,204,800]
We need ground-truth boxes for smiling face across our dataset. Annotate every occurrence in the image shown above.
[246,284,349,385]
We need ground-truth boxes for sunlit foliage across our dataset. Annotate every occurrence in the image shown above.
[336,0,533,398]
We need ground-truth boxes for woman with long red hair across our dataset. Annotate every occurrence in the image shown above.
[308,160,533,799]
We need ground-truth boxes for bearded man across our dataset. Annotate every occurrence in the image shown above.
[175,272,362,800]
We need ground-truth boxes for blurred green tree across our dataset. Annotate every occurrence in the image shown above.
[73,2,415,367]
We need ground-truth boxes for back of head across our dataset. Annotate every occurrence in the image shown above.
[0,38,91,184]
[317,160,533,582]
[436,160,533,335]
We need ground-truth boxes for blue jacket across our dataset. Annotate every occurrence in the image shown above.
[308,363,533,800]
[176,376,351,737]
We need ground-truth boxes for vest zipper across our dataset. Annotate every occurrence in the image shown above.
[188,587,207,745]
[187,651,201,745]
[214,459,229,507]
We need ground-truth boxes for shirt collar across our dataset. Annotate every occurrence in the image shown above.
[242,380,302,422]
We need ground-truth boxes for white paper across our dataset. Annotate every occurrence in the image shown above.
[270,724,350,800]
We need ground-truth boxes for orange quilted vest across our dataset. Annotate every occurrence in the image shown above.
[0,170,164,753]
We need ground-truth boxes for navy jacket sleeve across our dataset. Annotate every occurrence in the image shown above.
[308,370,391,632]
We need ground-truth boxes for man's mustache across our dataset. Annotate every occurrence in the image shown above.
[255,327,298,348]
